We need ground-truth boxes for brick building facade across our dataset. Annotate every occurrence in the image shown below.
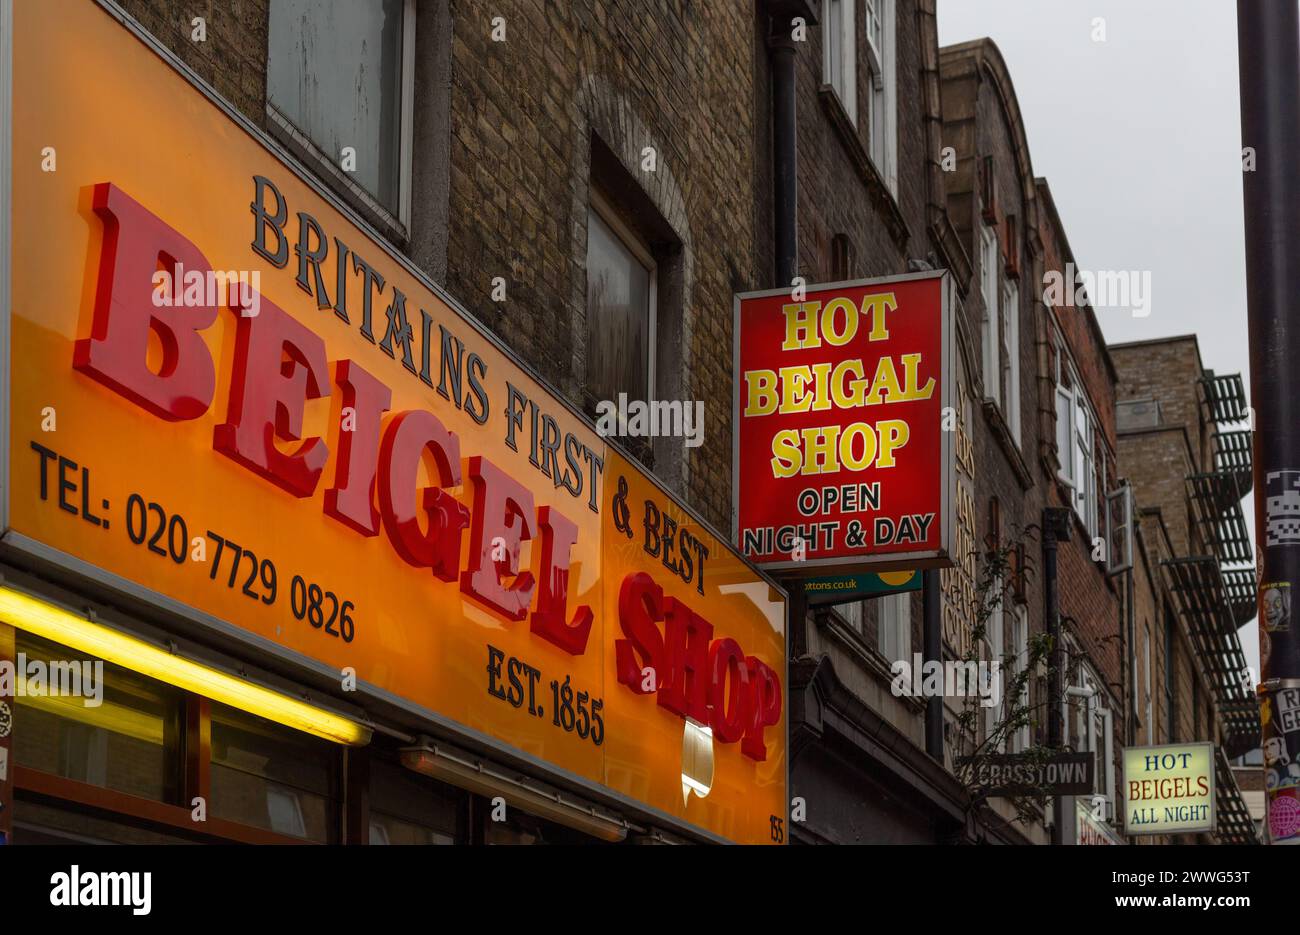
[14,0,1258,845]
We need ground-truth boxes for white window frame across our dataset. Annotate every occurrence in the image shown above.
[588,189,659,405]
[1011,604,1030,752]
[864,0,897,194]
[1054,325,1103,537]
[1002,276,1020,444]
[823,0,857,125]
[1065,659,1115,812]
[265,0,416,233]
[980,223,1000,405]
[878,591,911,662]
[984,578,1004,745]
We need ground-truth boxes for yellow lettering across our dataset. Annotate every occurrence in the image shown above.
[800,426,841,475]
[898,353,936,400]
[839,423,878,471]
[877,419,910,467]
[865,292,897,341]
[831,359,867,409]
[779,366,814,414]
[781,302,822,350]
[822,297,858,346]
[770,429,802,478]
[865,355,904,405]
[809,363,833,412]
[744,369,778,416]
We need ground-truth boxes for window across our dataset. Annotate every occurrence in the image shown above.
[823,0,857,124]
[878,591,911,662]
[980,223,1000,403]
[585,192,656,410]
[984,578,1004,744]
[1055,329,1101,536]
[13,633,183,803]
[1001,277,1020,443]
[837,594,908,664]
[267,0,415,225]
[369,756,463,845]
[831,233,855,281]
[209,702,339,843]
[864,0,897,193]
[1010,605,1030,752]
[1066,658,1114,808]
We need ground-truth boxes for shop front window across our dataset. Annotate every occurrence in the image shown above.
[369,756,464,845]
[12,632,182,803]
[209,702,339,843]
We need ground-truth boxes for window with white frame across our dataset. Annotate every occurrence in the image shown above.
[267,0,415,225]
[863,0,897,194]
[1002,277,1020,444]
[1010,605,1030,752]
[1055,330,1099,537]
[984,579,1005,745]
[980,223,1000,404]
[585,192,657,410]
[823,0,857,124]
[838,593,910,665]
[878,591,911,662]
[1066,657,1114,808]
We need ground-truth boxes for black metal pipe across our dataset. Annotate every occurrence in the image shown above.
[1043,508,1069,845]
[769,25,798,285]
[1238,0,1300,845]
[923,570,943,760]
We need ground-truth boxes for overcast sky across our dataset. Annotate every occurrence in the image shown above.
[936,1,1260,670]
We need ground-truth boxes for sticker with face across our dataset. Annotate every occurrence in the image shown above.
[1266,736,1291,767]
[1263,583,1292,633]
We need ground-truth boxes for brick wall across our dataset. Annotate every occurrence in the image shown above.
[116,0,269,121]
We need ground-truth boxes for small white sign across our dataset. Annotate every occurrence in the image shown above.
[1279,688,1300,733]
[0,746,8,783]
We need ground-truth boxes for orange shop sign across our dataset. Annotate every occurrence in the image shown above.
[3,0,787,844]
[733,273,955,572]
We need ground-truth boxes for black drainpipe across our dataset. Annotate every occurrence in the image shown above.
[768,18,798,285]
[1043,507,1070,844]
[766,7,804,656]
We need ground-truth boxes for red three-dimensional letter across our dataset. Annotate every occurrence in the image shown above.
[325,360,392,535]
[213,291,330,496]
[529,506,593,655]
[460,456,536,621]
[74,183,218,420]
[376,409,469,581]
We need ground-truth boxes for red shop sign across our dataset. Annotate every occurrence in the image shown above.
[733,272,955,572]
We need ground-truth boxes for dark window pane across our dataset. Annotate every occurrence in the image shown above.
[369,756,463,845]
[585,208,651,406]
[267,0,405,212]
[209,702,338,842]
[12,633,181,803]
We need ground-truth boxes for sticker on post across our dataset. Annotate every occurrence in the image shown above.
[1262,581,1292,633]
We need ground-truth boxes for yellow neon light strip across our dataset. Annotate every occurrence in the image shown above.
[19,691,166,745]
[0,588,371,746]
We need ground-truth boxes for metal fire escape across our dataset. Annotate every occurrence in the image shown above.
[1161,371,1258,759]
